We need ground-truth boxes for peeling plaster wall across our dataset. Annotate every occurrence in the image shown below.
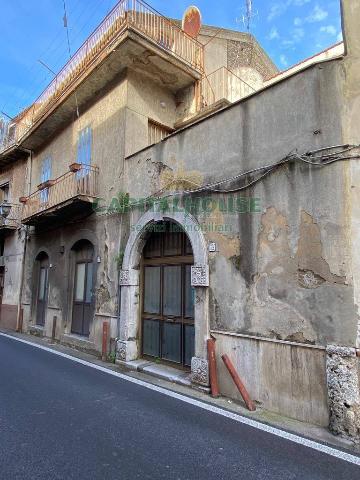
[123,60,357,425]
[125,61,354,348]
[341,0,360,350]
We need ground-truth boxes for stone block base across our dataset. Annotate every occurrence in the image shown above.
[116,339,138,362]
[326,345,360,441]
[191,356,209,387]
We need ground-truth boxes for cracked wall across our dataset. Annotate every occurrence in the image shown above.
[124,57,359,427]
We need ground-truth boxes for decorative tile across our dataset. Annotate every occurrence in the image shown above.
[191,357,209,386]
[191,265,209,287]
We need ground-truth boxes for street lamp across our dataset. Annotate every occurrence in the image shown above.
[0,201,12,219]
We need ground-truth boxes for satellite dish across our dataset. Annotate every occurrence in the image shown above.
[182,6,202,38]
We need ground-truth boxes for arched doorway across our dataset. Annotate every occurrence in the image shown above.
[35,252,49,327]
[141,221,195,368]
[117,211,210,386]
[71,239,95,337]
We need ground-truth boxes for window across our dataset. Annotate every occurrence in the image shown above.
[148,120,171,145]
[77,126,92,167]
[40,156,52,203]
[0,183,9,203]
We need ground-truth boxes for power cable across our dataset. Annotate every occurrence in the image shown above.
[99,144,360,214]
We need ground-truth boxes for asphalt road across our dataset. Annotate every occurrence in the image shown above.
[0,334,359,480]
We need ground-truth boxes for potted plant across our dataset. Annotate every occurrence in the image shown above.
[69,162,82,172]
[37,179,55,190]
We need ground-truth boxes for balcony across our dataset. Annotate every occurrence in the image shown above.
[197,67,255,111]
[0,204,22,233]
[21,164,99,226]
[0,0,204,157]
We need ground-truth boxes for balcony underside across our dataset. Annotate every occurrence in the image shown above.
[18,29,201,153]
[22,195,98,227]
[0,224,17,234]
[0,145,29,168]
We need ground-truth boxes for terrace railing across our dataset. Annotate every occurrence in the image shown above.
[1,0,203,154]
[22,164,99,221]
[197,67,255,111]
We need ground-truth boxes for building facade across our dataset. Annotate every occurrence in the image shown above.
[0,0,359,441]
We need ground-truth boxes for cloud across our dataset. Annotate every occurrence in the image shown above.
[292,4,328,27]
[267,0,311,22]
[281,39,296,51]
[320,25,337,35]
[281,27,304,48]
[337,31,343,42]
[267,4,287,21]
[279,54,289,67]
[292,27,305,41]
[306,5,328,23]
[268,27,280,40]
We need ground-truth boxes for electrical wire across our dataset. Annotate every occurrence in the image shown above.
[99,143,360,214]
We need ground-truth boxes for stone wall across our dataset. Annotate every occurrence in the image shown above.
[326,346,360,439]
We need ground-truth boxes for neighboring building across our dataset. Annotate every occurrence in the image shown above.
[0,0,359,441]
[0,128,28,330]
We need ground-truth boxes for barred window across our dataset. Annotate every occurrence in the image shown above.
[148,120,171,146]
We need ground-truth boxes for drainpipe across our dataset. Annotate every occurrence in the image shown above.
[16,148,32,332]
[116,271,121,340]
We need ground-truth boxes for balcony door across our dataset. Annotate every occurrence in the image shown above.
[76,126,92,194]
[71,240,94,337]
[141,222,195,368]
[40,156,52,204]
[36,253,49,326]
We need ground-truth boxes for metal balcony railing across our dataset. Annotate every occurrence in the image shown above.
[197,67,255,111]
[0,0,204,155]
[22,164,99,221]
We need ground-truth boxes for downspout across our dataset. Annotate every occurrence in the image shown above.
[116,270,121,340]
[116,213,124,341]
[16,148,32,332]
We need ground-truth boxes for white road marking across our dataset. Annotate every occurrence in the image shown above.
[1,332,359,466]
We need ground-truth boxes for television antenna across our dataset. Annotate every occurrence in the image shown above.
[236,0,258,32]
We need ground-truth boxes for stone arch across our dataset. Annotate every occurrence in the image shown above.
[117,210,210,386]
